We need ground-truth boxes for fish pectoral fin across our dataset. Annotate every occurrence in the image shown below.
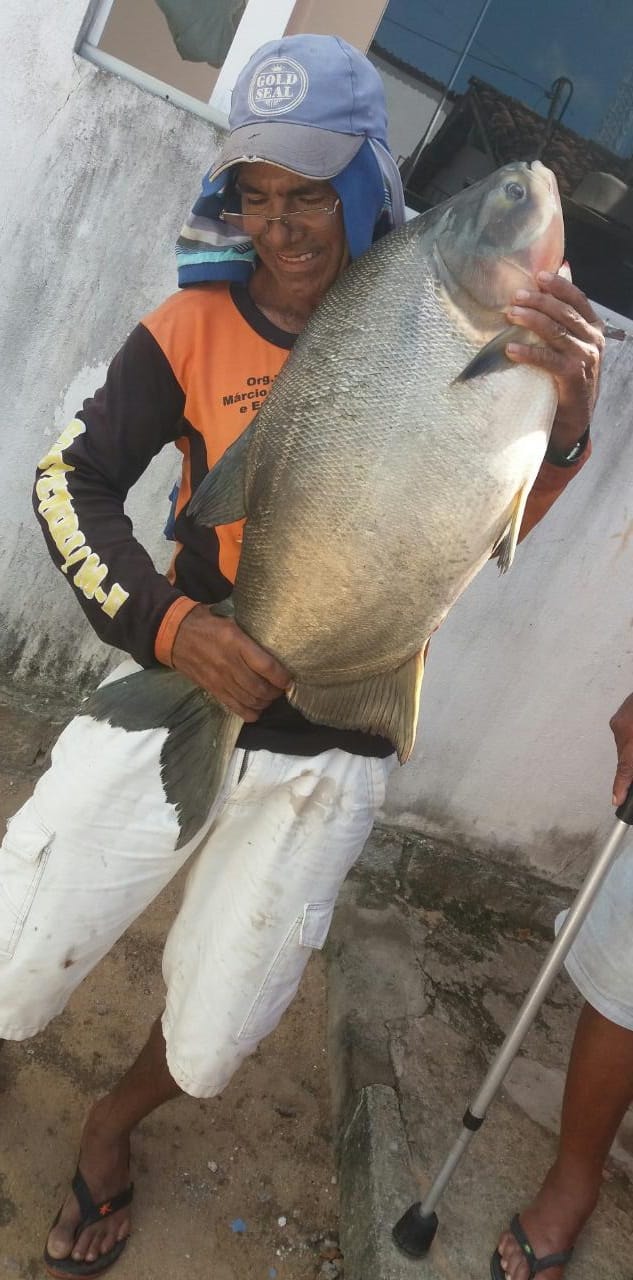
[85,667,241,848]
[493,480,532,574]
[454,325,531,383]
[188,422,256,527]
[288,650,425,763]
[209,596,235,619]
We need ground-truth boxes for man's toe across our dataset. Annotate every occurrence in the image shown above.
[46,1221,76,1260]
[101,1228,122,1255]
[73,1225,106,1262]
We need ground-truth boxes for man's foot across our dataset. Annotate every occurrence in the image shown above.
[494,1165,599,1279]
[45,1101,132,1270]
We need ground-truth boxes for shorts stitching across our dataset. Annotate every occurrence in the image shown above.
[237,915,302,1041]
[363,757,375,809]
[0,829,53,960]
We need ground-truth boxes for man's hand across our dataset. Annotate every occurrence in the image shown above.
[171,604,290,721]
[610,693,633,806]
[505,272,605,454]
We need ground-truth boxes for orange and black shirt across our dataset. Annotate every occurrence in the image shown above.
[33,282,589,758]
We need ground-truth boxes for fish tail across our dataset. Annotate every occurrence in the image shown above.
[84,667,242,848]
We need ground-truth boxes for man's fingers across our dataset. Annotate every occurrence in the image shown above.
[506,340,569,374]
[216,690,261,721]
[238,635,291,689]
[613,760,633,807]
[215,670,275,719]
[535,271,603,327]
[507,297,604,349]
[231,661,284,705]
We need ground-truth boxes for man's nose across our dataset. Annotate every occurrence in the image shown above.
[264,215,303,247]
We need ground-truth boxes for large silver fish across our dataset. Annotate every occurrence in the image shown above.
[89,161,564,845]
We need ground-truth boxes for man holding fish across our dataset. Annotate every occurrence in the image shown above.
[0,32,604,1279]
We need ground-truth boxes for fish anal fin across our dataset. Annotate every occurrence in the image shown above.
[494,481,532,574]
[454,325,536,384]
[288,650,425,763]
[188,422,256,527]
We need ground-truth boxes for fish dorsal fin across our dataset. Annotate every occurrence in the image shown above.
[188,422,256,527]
[454,325,536,383]
[288,650,425,763]
[494,480,533,573]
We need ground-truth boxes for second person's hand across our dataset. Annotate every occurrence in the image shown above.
[610,693,633,806]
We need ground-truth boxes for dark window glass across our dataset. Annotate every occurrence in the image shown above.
[370,0,633,318]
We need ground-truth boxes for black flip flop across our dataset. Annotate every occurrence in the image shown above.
[490,1214,574,1278]
[43,1167,134,1279]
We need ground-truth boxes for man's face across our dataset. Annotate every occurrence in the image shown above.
[235,162,348,301]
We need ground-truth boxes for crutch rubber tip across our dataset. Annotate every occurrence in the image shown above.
[392,1203,439,1257]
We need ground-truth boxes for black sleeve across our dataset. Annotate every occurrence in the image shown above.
[33,322,188,667]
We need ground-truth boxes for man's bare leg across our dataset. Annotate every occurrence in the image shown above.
[46,1016,181,1267]
[495,1002,633,1279]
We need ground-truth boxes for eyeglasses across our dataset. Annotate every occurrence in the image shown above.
[220,198,341,237]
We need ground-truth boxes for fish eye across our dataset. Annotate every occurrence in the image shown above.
[504,181,526,201]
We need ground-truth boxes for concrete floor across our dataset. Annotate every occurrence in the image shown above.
[328,825,633,1279]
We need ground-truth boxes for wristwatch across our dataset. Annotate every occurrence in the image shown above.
[545,425,590,467]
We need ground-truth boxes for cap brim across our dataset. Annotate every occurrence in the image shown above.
[208,122,365,183]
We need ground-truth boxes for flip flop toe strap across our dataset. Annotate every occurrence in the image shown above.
[71,1169,134,1229]
[509,1214,574,1276]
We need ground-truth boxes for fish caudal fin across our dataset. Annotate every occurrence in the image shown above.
[494,480,532,573]
[288,650,425,763]
[85,668,242,848]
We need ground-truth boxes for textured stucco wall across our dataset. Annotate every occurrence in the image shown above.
[2,2,633,876]
[0,0,222,700]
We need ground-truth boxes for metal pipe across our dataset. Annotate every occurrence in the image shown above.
[400,0,495,186]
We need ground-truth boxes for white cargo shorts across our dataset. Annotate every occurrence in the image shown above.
[559,839,633,1031]
[0,662,392,1096]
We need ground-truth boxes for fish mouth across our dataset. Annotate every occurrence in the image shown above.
[527,159,557,193]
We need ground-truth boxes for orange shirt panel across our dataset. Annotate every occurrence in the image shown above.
[143,284,289,584]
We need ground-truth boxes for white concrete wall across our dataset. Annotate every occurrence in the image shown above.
[2,1,632,877]
[0,0,222,702]
[371,53,449,167]
[384,332,633,882]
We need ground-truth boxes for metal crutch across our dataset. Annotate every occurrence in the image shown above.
[392,785,633,1258]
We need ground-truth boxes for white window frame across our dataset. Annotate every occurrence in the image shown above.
[76,0,299,127]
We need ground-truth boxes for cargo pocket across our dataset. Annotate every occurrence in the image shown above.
[237,899,336,1043]
[299,900,336,949]
[0,801,53,959]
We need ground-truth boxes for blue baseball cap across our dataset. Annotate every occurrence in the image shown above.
[208,33,390,183]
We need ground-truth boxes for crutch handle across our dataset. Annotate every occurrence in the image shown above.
[615,782,633,825]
